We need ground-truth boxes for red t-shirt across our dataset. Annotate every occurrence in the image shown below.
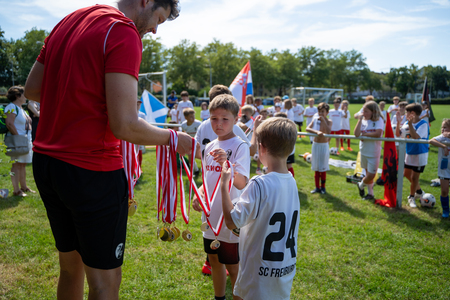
[35,5,142,171]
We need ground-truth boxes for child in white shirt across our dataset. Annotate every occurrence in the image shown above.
[328,98,346,154]
[177,90,194,123]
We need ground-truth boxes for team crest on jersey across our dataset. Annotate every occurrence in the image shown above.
[226,149,232,160]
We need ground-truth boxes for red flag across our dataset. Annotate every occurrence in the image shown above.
[375,112,398,207]
[229,61,253,106]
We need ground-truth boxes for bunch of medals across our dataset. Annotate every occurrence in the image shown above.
[156,130,196,242]
[196,160,234,250]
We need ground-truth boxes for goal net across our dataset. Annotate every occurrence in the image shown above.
[289,87,344,107]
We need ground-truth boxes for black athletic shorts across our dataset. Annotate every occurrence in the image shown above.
[203,237,239,265]
[286,153,295,164]
[405,164,426,173]
[33,152,128,270]
[294,121,303,127]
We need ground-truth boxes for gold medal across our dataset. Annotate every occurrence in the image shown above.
[172,227,181,240]
[232,227,240,237]
[167,228,176,242]
[128,200,138,217]
[182,229,192,241]
[200,222,210,232]
[159,227,170,241]
[210,239,220,250]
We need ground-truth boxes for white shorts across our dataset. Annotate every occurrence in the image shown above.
[360,155,380,174]
[311,142,329,172]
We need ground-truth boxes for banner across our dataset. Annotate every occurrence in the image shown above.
[422,76,435,123]
[139,89,168,125]
[375,113,398,207]
[229,61,253,106]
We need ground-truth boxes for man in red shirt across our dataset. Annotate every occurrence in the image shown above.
[25,1,192,299]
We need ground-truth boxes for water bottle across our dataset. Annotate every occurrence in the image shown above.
[441,156,449,170]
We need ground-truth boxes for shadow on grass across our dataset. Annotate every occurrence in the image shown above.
[298,190,309,210]
[320,192,366,219]
[0,194,24,211]
[375,204,450,233]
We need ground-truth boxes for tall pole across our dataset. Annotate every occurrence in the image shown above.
[11,61,14,86]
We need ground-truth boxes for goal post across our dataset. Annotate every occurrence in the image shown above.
[138,71,167,106]
[289,87,344,107]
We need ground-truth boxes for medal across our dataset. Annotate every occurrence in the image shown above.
[210,239,221,250]
[182,229,192,241]
[172,226,181,240]
[167,228,176,242]
[159,227,170,241]
[200,222,210,232]
[128,199,137,217]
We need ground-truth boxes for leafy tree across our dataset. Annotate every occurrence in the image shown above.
[297,46,328,88]
[339,50,367,99]
[140,37,164,73]
[0,26,12,87]
[395,66,413,97]
[167,39,206,89]
[409,64,421,93]
[274,49,299,96]
[424,65,450,97]
[385,68,398,94]
[326,49,346,89]
[245,48,278,95]
[360,68,382,95]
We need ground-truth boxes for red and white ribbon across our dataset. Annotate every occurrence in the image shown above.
[120,140,142,200]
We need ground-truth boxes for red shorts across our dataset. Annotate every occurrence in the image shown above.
[331,131,341,135]
[341,130,350,134]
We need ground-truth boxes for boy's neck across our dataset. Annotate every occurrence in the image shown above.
[411,116,421,123]
[264,156,289,174]
[217,131,236,141]
[186,120,194,126]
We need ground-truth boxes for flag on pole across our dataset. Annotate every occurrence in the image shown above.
[422,77,435,123]
[375,112,398,208]
[229,61,253,106]
[139,89,168,125]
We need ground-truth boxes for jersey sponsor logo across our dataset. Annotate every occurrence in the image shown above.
[115,243,124,260]
[258,264,296,277]
[206,165,222,172]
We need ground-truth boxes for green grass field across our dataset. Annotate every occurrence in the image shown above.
[1,104,450,299]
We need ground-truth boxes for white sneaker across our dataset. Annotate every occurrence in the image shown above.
[414,191,424,200]
[408,196,417,208]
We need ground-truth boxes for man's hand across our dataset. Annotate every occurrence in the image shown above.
[176,132,194,156]
[253,115,262,131]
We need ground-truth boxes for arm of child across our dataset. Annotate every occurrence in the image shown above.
[354,115,363,137]
[192,185,205,212]
[430,138,450,156]
[362,129,383,138]
[406,115,420,139]
[306,119,322,136]
[221,162,237,230]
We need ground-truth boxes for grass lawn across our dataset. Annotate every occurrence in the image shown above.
[1,104,450,299]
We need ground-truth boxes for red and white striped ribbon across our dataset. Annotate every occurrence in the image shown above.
[120,140,142,200]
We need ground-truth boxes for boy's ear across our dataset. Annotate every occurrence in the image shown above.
[234,115,239,124]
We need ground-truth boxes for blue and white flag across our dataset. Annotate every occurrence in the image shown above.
[139,90,168,126]
[229,61,253,106]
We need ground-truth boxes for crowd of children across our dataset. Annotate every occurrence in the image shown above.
[163,86,447,299]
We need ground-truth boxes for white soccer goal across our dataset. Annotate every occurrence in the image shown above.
[414,93,431,104]
[289,87,344,107]
[138,71,167,106]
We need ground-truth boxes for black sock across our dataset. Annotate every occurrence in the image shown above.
[215,296,226,300]
[416,189,423,195]
[410,194,414,198]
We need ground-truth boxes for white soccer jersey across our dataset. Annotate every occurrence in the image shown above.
[177,100,194,123]
[254,104,264,117]
[230,172,300,300]
[181,119,202,137]
[304,106,318,127]
[359,118,384,158]
[194,119,251,158]
[200,110,210,121]
[341,109,351,130]
[328,109,344,131]
[170,109,178,122]
[387,104,399,114]
[202,137,250,243]
[434,134,450,178]
[292,104,304,122]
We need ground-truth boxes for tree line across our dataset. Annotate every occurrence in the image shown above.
[1,27,449,99]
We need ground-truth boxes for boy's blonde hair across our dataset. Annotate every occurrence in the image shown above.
[274,112,287,118]
[366,95,374,101]
[290,98,297,104]
[241,105,255,115]
[201,102,208,109]
[256,117,297,159]
[183,107,195,118]
[393,96,400,102]
[398,101,408,108]
[342,100,349,106]
[283,99,293,110]
[317,102,329,112]
[209,85,232,101]
[274,96,282,102]
[308,98,315,103]
[363,101,382,121]
[209,94,240,117]
[379,101,386,106]
[260,108,268,114]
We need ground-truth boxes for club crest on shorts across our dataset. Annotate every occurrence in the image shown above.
[115,243,124,259]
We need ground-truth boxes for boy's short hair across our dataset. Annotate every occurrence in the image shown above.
[183,107,195,118]
[274,112,287,118]
[308,98,315,103]
[342,100,349,106]
[256,117,297,159]
[209,84,232,101]
[255,98,262,103]
[393,96,400,101]
[180,91,189,97]
[241,105,255,115]
[274,96,281,102]
[246,94,254,103]
[209,94,240,116]
[260,109,268,114]
[317,102,330,112]
[333,97,341,104]
[442,118,450,128]
[201,101,208,108]
[283,99,292,110]
[290,98,297,104]
[379,101,386,105]
[366,95,374,101]
[405,103,422,115]
[398,101,408,108]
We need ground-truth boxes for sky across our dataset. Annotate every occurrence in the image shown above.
[1,0,449,73]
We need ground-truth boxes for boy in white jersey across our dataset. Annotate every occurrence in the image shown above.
[181,108,202,175]
[221,117,300,300]
[193,94,250,300]
[304,98,318,144]
[291,98,304,134]
[387,96,400,117]
[177,90,194,123]
[328,98,346,154]
[396,103,429,208]
[340,100,353,151]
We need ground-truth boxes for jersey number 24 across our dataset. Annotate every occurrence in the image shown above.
[262,211,298,262]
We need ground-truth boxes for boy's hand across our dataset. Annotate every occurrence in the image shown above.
[407,114,414,124]
[443,147,449,156]
[253,115,262,130]
[210,148,227,165]
[221,161,232,185]
[317,131,324,137]
[396,111,401,123]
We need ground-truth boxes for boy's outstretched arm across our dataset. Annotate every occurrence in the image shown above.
[221,161,237,230]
